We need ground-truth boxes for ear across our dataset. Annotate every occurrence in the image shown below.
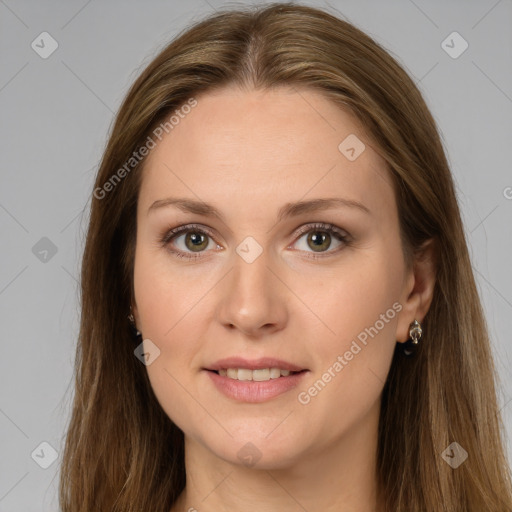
[396,238,437,343]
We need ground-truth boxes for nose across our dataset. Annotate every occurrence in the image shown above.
[215,248,289,338]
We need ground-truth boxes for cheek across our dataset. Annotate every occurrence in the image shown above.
[133,245,214,358]
[133,248,209,430]
[294,247,403,349]
[294,249,403,418]
[133,243,207,340]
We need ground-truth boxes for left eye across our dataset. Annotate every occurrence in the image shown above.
[160,222,350,260]
[293,224,349,255]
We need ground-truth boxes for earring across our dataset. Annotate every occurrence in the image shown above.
[127,310,142,342]
[402,319,423,356]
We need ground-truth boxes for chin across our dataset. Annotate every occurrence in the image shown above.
[202,431,306,471]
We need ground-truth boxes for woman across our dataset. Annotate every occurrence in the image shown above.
[59,3,512,511]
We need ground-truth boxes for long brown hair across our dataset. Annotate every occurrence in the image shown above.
[59,3,512,510]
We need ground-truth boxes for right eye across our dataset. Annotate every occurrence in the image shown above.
[160,224,222,260]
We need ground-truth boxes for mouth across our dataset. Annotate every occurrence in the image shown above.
[203,357,309,402]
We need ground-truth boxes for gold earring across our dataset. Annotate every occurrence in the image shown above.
[403,319,423,356]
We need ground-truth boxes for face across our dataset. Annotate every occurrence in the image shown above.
[132,85,416,469]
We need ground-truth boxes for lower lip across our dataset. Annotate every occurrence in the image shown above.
[205,370,308,403]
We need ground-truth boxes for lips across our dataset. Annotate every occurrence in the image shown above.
[204,356,307,372]
[205,365,308,402]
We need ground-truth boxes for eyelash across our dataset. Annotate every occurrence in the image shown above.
[159,222,351,261]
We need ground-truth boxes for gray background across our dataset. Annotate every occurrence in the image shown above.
[0,0,511,510]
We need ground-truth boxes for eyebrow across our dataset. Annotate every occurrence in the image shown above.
[148,196,371,220]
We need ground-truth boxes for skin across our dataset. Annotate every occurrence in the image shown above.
[132,85,436,512]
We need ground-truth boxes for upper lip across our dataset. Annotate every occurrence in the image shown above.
[205,357,307,372]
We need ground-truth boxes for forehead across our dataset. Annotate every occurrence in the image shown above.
[138,85,395,220]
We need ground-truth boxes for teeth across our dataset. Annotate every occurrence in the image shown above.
[217,368,295,381]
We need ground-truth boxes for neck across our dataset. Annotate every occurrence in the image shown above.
[171,402,382,512]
